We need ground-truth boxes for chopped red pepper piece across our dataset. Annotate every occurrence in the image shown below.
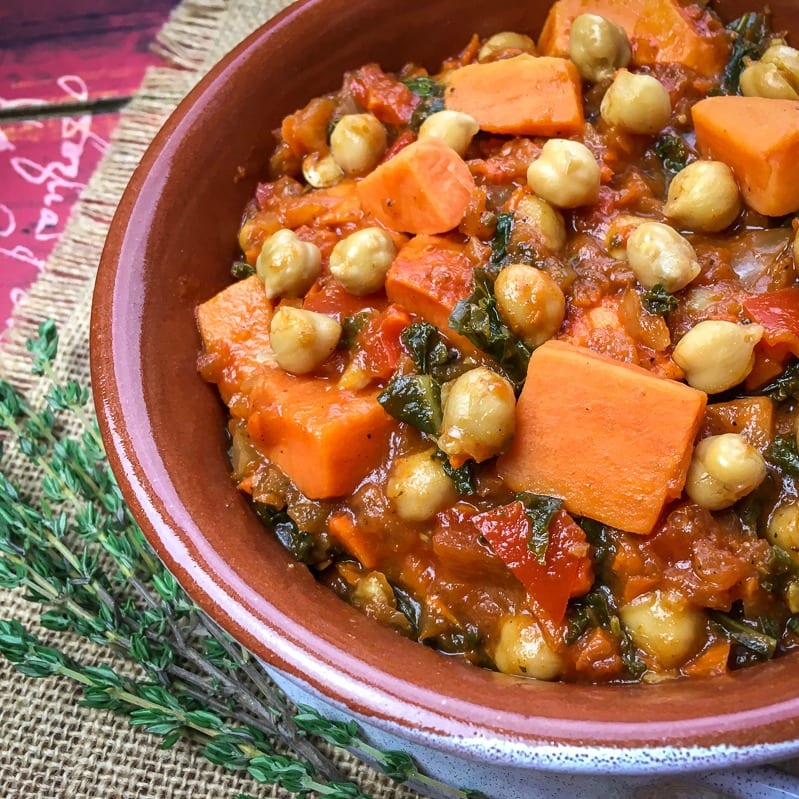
[743,288,799,388]
[744,287,799,359]
[473,501,593,629]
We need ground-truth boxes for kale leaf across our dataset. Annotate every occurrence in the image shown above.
[377,373,442,435]
[404,76,445,131]
[254,504,314,563]
[641,283,679,315]
[516,492,563,564]
[721,12,772,95]
[491,212,514,265]
[653,134,689,173]
[435,449,476,495]
[449,267,531,389]
[231,260,256,280]
[566,585,647,680]
[402,76,444,97]
[400,321,453,378]
[339,310,373,350]
[709,610,778,661]
[766,435,799,478]
[758,360,799,403]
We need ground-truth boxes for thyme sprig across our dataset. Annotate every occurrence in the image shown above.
[0,320,479,799]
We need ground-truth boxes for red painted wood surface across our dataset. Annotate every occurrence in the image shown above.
[0,0,178,328]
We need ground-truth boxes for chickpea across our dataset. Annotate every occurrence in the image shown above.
[513,195,566,253]
[494,263,566,349]
[600,69,671,135]
[672,320,763,394]
[352,571,396,610]
[767,503,799,565]
[740,60,799,100]
[269,306,342,374]
[438,367,516,463]
[526,139,601,209]
[478,31,536,62]
[568,13,631,83]
[256,228,322,299]
[664,160,742,233]
[302,152,343,188]
[386,449,457,522]
[418,110,479,157]
[626,221,700,293]
[741,44,799,100]
[329,227,397,296]
[787,580,799,614]
[762,43,799,84]
[604,214,646,259]
[493,614,562,679]
[684,433,767,511]
[619,591,705,670]
[329,113,387,175]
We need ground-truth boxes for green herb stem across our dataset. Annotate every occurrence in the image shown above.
[0,320,486,799]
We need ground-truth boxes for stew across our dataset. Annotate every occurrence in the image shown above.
[197,0,799,683]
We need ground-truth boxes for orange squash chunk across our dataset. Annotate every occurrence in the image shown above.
[195,276,274,404]
[443,54,583,136]
[538,0,728,78]
[384,234,476,353]
[356,138,474,235]
[692,96,799,217]
[246,370,397,500]
[537,0,644,57]
[497,340,707,534]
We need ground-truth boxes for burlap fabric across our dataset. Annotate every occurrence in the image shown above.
[0,1,417,796]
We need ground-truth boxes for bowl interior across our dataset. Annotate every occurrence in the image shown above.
[91,0,799,769]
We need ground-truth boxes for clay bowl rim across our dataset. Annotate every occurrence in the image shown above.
[90,0,799,775]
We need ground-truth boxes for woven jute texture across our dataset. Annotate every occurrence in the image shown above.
[0,2,416,796]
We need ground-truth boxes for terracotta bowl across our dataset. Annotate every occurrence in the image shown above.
[91,0,799,795]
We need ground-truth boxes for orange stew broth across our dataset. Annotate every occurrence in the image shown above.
[198,4,799,683]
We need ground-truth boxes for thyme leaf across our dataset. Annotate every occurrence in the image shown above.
[0,319,480,799]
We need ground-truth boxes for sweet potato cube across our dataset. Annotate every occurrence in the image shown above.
[443,54,583,137]
[537,0,728,77]
[196,276,274,403]
[246,370,398,499]
[692,96,799,217]
[632,0,728,77]
[497,340,707,534]
[328,512,382,569]
[356,137,474,235]
[537,0,645,57]
[385,234,476,353]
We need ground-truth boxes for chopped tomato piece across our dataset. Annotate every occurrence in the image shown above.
[348,304,412,383]
[474,502,593,628]
[347,64,419,126]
